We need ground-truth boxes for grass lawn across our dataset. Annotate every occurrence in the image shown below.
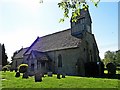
[1,71,119,88]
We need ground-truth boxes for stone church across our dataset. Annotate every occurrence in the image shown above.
[11,9,101,76]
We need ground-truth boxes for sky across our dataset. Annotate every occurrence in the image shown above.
[0,0,119,62]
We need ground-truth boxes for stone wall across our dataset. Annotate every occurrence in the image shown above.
[11,58,23,70]
[46,32,99,76]
[47,46,86,76]
[84,32,99,62]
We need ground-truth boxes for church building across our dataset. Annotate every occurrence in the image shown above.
[11,9,101,76]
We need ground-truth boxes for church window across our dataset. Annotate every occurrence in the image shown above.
[58,54,62,67]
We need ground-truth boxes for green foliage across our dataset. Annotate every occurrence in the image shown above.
[2,66,8,72]
[18,64,28,73]
[5,65,11,70]
[2,65,11,72]
[116,50,120,64]
[103,50,117,67]
[2,44,8,67]
[102,50,120,68]
[58,0,100,22]
[1,71,118,88]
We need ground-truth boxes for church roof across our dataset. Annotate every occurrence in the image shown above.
[24,29,82,55]
[27,50,49,61]
[13,47,28,59]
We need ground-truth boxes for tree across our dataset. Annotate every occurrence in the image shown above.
[40,0,100,22]
[2,44,8,67]
[102,50,120,67]
[103,51,116,67]
[116,50,120,64]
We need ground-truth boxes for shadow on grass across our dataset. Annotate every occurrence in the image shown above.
[94,74,120,79]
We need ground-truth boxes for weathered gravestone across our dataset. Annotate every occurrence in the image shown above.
[10,69,13,72]
[47,72,52,77]
[15,69,18,72]
[106,63,116,77]
[15,72,20,77]
[22,72,29,79]
[57,73,61,79]
[41,72,44,77]
[62,73,65,78]
[34,72,42,82]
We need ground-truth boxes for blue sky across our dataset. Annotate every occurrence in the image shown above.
[0,0,118,61]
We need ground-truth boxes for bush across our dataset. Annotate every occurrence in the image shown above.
[2,66,8,72]
[5,65,11,70]
[18,64,28,73]
[2,65,11,72]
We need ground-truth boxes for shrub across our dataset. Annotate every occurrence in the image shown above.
[5,65,11,70]
[18,64,28,73]
[2,66,8,72]
[2,65,11,72]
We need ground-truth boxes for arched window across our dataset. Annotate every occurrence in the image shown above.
[58,54,62,67]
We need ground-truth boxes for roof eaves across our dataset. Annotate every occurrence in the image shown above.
[24,37,39,55]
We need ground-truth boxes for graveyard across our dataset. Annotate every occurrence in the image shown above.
[1,71,119,88]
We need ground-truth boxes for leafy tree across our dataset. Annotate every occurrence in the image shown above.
[103,50,120,67]
[116,50,120,64]
[103,51,116,66]
[2,44,8,67]
[40,0,100,22]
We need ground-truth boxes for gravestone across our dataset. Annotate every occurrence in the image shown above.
[62,73,65,78]
[15,69,18,72]
[15,72,20,77]
[106,63,116,77]
[10,69,13,72]
[34,72,42,82]
[57,73,61,79]
[42,73,44,77]
[22,72,29,79]
[47,72,52,77]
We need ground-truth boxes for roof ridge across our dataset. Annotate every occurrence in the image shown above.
[24,37,40,55]
[40,28,70,39]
